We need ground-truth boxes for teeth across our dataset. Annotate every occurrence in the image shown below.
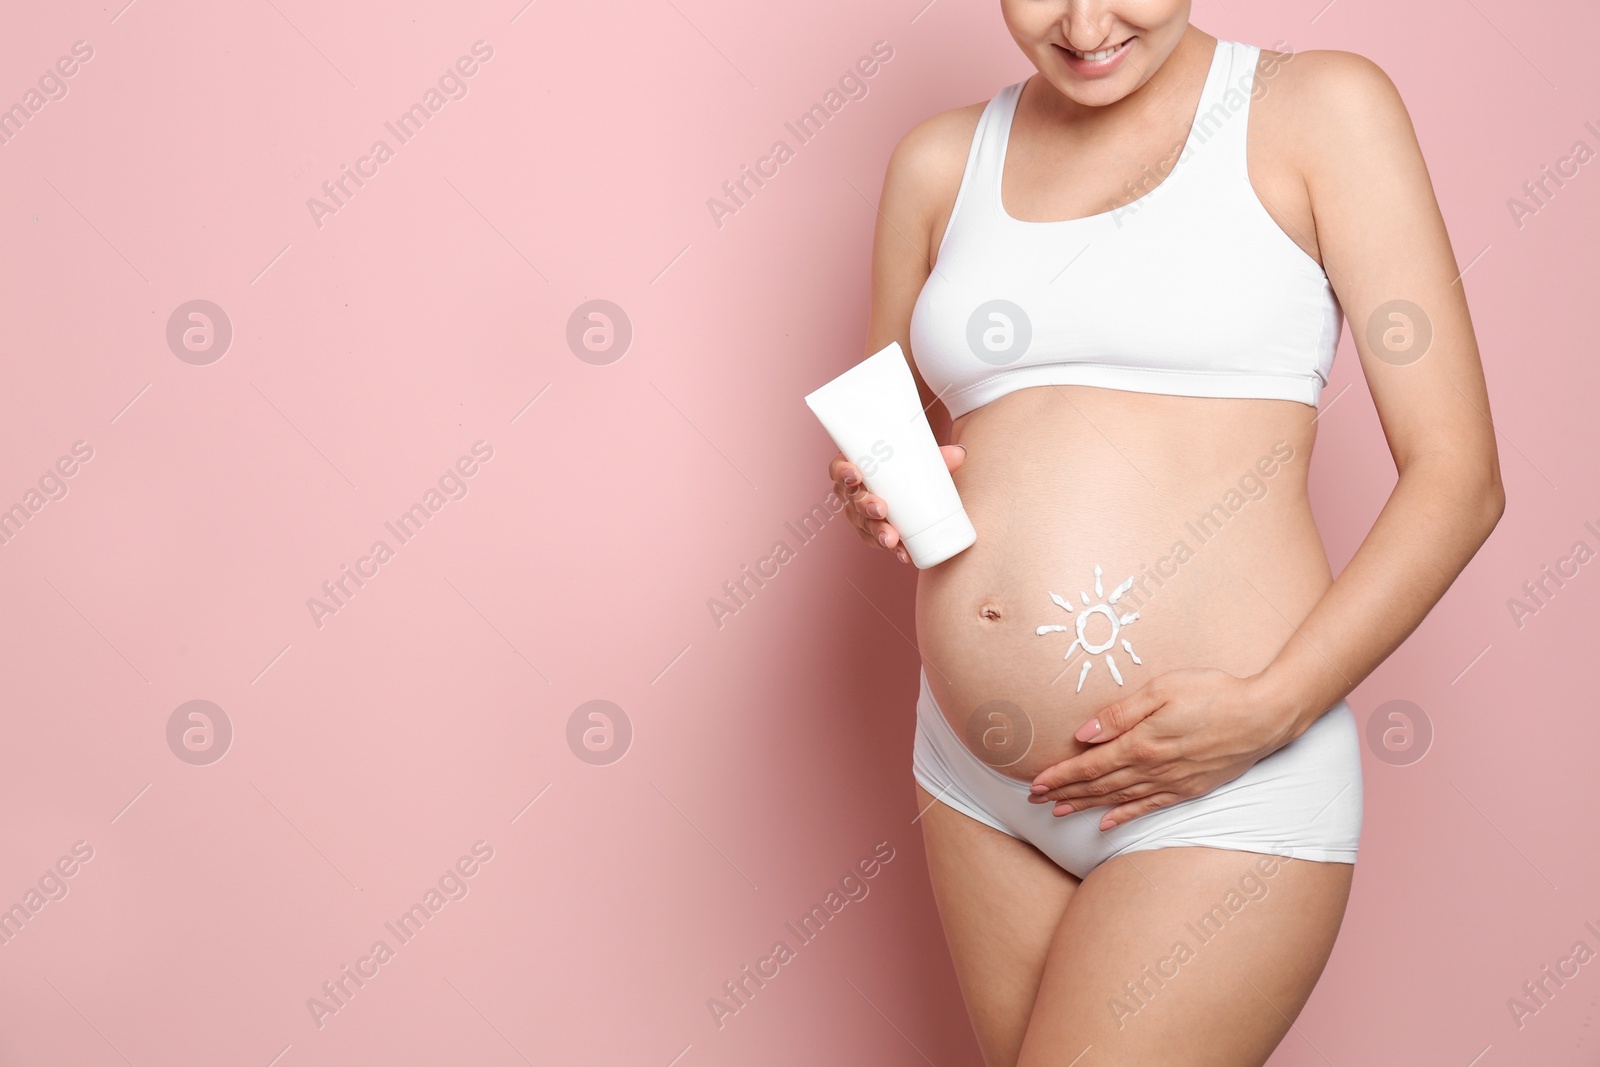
[1068,42,1125,61]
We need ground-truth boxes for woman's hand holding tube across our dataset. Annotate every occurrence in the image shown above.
[828,444,967,564]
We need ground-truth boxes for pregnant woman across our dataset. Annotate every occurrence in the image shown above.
[826,6,1503,1066]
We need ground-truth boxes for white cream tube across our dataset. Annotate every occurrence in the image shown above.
[804,341,977,568]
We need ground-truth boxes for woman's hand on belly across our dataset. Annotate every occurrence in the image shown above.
[1026,665,1292,831]
[914,387,1332,808]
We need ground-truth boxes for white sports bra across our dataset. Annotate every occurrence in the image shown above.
[908,38,1342,421]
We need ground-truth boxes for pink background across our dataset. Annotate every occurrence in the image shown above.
[1,1,1595,1064]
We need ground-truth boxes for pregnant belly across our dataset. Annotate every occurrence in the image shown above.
[914,385,1334,782]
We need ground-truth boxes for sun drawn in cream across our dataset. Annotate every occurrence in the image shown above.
[1035,564,1143,692]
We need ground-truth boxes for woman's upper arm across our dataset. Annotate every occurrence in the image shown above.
[865,106,978,414]
[1294,49,1503,498]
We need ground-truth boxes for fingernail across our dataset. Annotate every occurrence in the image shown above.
[1076,718,1101,742]
[1100,817,1115,830]
[879,531,891,547]
[1029,783,1049,794]
[867,502,885,518]
[956,445,968,460]
[1056,803,1075,814]
[843,469,859,485]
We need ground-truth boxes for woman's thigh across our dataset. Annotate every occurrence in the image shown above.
[1016,846,1354,1067]
[915,782,1081,1067]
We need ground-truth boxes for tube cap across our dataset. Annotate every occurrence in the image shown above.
[901,510,978,569]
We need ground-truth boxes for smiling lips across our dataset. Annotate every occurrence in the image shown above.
[1056,37,1134,74]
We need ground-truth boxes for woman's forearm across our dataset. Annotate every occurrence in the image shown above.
[1251,454,1505,748]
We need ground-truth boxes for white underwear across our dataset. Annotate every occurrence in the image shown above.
[911,667,1362,878]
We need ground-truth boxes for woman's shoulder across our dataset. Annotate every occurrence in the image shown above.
[1250,44,1416,178]
[879,93,994,246]
[887,93,992,188]
[1253,44,1409,134]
